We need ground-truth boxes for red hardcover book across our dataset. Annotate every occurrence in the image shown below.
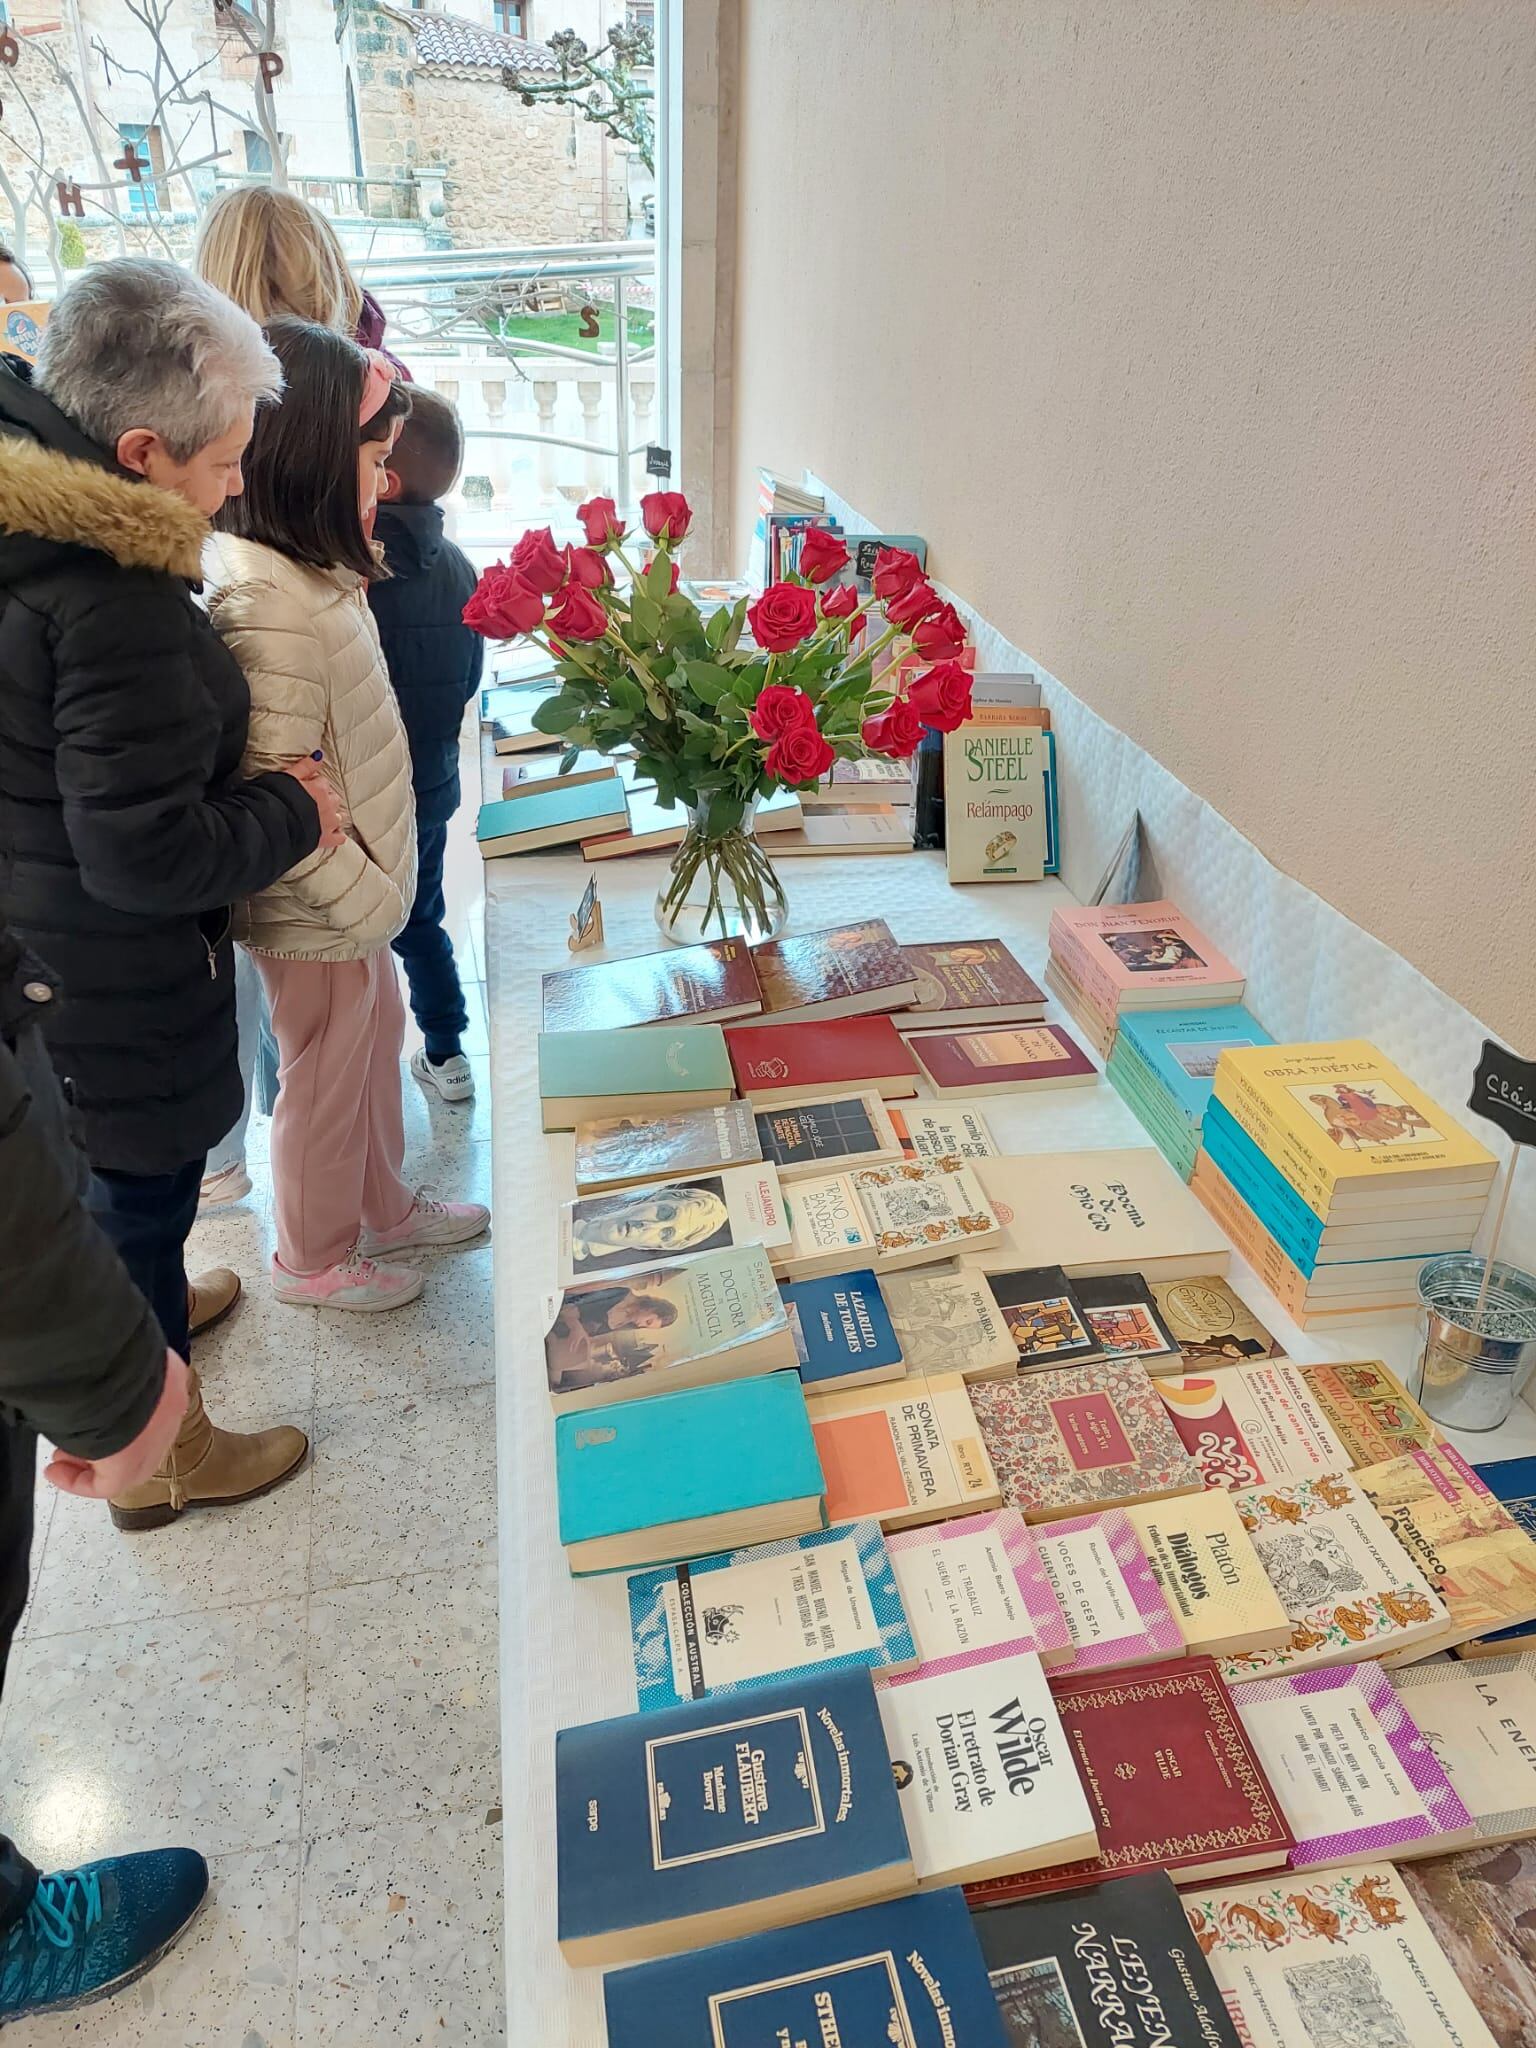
[911,1023,1098,1097]
[964,1656,1293,1908]
[723,1014,921,1107]
[542,938,762,1034]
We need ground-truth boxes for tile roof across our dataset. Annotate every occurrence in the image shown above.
[405,9,559,75]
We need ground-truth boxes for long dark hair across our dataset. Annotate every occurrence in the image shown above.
[217,315,409,580]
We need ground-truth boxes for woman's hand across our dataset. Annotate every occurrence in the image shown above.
[282,752,349,850]
[44,1351,190,1500]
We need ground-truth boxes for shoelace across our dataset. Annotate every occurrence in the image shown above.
[23,1867,102,1951]
[408,1184,451,1222]
[338,1247,386,1283]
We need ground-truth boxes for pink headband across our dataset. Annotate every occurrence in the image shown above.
[359,349,395,426]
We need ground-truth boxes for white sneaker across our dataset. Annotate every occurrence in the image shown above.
[411,1048,475,1102]
[358,1189,490,1257]
[270,1249,426,1312]
[199,1161,253,1210]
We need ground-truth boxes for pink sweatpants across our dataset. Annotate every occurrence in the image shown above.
[257,950,414,1274]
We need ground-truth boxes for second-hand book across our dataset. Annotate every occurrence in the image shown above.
[780,1269,905,1392]
[910,1023,1097,1097]
[885,1509,1073,1676]
[983,1264,1101,1370]
[1403,1842,1536,2047]
[556,1163,791,1288]
[626,1519,916,1711]
[973,1148,1232,1281]
[964,1657,1293,1907]
[1232,1662,1477,1869]
[555,1667,913,1964]
[899,940,1046,1032]
[1073,1272,1182,1366]
[601,1889,1011,2048]
[554,1371,825,1575]
[476,779,627,856]
[747,918,919,1023]
[1462,1455,1536,1657]
[1153,1361,1354,1489]
[538,1023,733,1131]
[970,1358,1206,1523]
[881,1265,1018,1380]
[541,937,763,1034]
[973,1871,1244,2048]
[544,1246,797,1412]
[1183,1864,1499,2048]
[725,1014,920,1108]
[1391,1655,1536,1849]
[809,1372,1002,1530]
[753,1093,904,1180]
[1032,1509,1185,1674]
[877,1651,1097,1886]
[778,1161,1001,1281]
[573,1101,763,1195]
[1293,1356,1442,1465]
[943,725,1049,883]
[888,1100,999,1161]
[1126,1487,1292,1658]
[1147,1273,1285,1364]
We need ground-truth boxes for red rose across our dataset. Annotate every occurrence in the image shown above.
[819,582,859,619]
[642,553,680,594]
[747,581,819,652]
[510,526,567,594]
[885,577,941,631]
[545,582,609,642]
[765,721,835,785]
[565,545,612,590]
[798,526,851,585]
[861,698,923,759]
[462,564,545,639]
[911,602,966,661]
[576,495,625,546]
[641,490,692,542]
[749,682,815,741]
[907,659,973,733]
[871,546,924,601]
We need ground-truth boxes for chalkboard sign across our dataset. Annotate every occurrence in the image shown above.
[644,444,672,478]
[1470,1038,1536,1150]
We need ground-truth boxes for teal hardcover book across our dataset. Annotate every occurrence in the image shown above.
[538,1024,733,1103]
[477,781,626,854]
[556,1371,826,1573]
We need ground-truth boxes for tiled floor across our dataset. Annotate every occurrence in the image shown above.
[0,774,504,2045]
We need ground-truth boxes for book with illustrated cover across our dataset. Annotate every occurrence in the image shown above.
[910,1023,1097,1097]
[1392,1656,1536,1847]
[975,1872,1243,2048]
[1352,1444,1536,1661]
[1033,1510,1184,1675]
[1148,1274,1285,1364]
[1154,1362,1354,1490]
[557,1163,791,1287]
[1463,1458,1536,1656]
[973,1148,1232,1281]
[885,1509,1073,1676]
[1233,1663,1477,1869]
[809,1372,1001,1531]
[626,1519,915,1711]
[877,1652,1097,1886]
[747,919,919,1024]
[602,1889,1010,2048]
[887,1100,999,1161]
[541,938,763,1034]
[1073,1272,1182,1366]
[555,1371,824,1576]
[970,1359,1205,1524]
[544,1246,797,1412]
[780,1270,905,1391]
[1295,1356,1442,1466]
[1403,1843,1536,2048]
[881,1265,1018,1380]
[943,726,1049,883]
[1114,1003,1275,1122]
[556,1667,913,1964]
[725,1015,920,1107]
[964,1657,1293,1906]
[779,1161,1001,1281]
[1049,901,1245,1009]
[1218,1475,1449,1684]
[1183,1865,1499,2048]
[1127,1488,1292,1658]
[574,1101,763,1195]
[898,941,1046,1031]
[753,1093,903,1180]
[538,1023,733,1131]
[982,1265,1101,1369]
[477,780,627,855]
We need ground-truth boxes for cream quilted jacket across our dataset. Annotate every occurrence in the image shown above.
[203,534,416,960]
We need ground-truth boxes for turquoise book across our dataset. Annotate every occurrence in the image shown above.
[1116,1005,1274,1127]
[602,1888,1008,2046]
[627,1519,915,1711]
[538,1023,734,1129]
[555,1370,826,1575]
[475,780,626,856]
[556,1666,914,1964]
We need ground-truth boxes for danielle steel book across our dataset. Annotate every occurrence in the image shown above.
[973,1147,1232,1281]
[1032,1509,1185,1675]
[943,726,1048,883]
[881,1265,1018,1381]
[1126,1486,1291,1659]
[898,940,1046,1032]
[885,1509,1073,1677]
[626,1519,916,1711]
[573,1100,763,1196]
[910,1023,1097,1097]
[544,1246,797,1413]
[808,1372,1001,1531]
[780,1269,905,1392]
[556,1163,791,1288]
[541,936,763,1034]
[555,1666,913,1965]
[746,918,919,1024]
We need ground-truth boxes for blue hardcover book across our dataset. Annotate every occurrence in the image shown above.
[1468,1457,1536,1648]
[602,1887,1008,2047]
[627,1519,916,1711]
[781,1270,904,1390]
[555,1370,825,1575]
[1116,1005,1274,1127]
[1042,727,1061,876]
[556,1666,914,1964]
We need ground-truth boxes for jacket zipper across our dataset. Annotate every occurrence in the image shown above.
[204,910,232,979]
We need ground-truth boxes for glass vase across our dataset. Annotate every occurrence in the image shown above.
[654,794,789,946]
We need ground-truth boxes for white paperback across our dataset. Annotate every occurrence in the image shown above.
[555,1163,791,1287]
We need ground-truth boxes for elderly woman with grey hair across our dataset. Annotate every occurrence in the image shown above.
[0,257,343,1530]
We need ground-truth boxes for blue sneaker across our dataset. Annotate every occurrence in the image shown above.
[0,1849,208,2026]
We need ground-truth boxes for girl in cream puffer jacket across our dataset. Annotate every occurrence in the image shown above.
[204,319,487,1311]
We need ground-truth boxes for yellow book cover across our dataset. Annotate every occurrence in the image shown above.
[1212,1041,1498,1189]
[1294,1358,1442,1466]
[1127,1488,1292,1658]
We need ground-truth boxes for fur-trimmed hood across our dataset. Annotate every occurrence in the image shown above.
[0,433,208,582]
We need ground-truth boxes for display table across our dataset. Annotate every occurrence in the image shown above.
[483,847,1536,2041]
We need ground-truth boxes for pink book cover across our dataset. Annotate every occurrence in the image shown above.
[1232,1661,1476,1869]
[1049,901,1244,1003]
[1033,1509,1185,1675]
[883,1508,1072,1680]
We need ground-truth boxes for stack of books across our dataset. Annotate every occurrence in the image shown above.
[1044,901,1245,1060]
[1192,1040,1498,1322]
[1107,1001,1275,1180]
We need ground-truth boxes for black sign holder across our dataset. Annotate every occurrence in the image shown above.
[1467,1038,1536,1322]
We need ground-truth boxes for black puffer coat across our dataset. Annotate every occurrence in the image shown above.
[368,502,483,827]
[0,360,319,1173]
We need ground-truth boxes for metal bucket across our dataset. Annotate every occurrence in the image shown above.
[1413,1253,1536,1432]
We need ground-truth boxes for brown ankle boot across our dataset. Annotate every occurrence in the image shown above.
[109,1367,309,1531]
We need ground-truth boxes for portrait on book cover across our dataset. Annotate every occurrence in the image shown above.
[1101,929,1206,974]
[1287,1080,1442,1151]
[568,1180,734,1272]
